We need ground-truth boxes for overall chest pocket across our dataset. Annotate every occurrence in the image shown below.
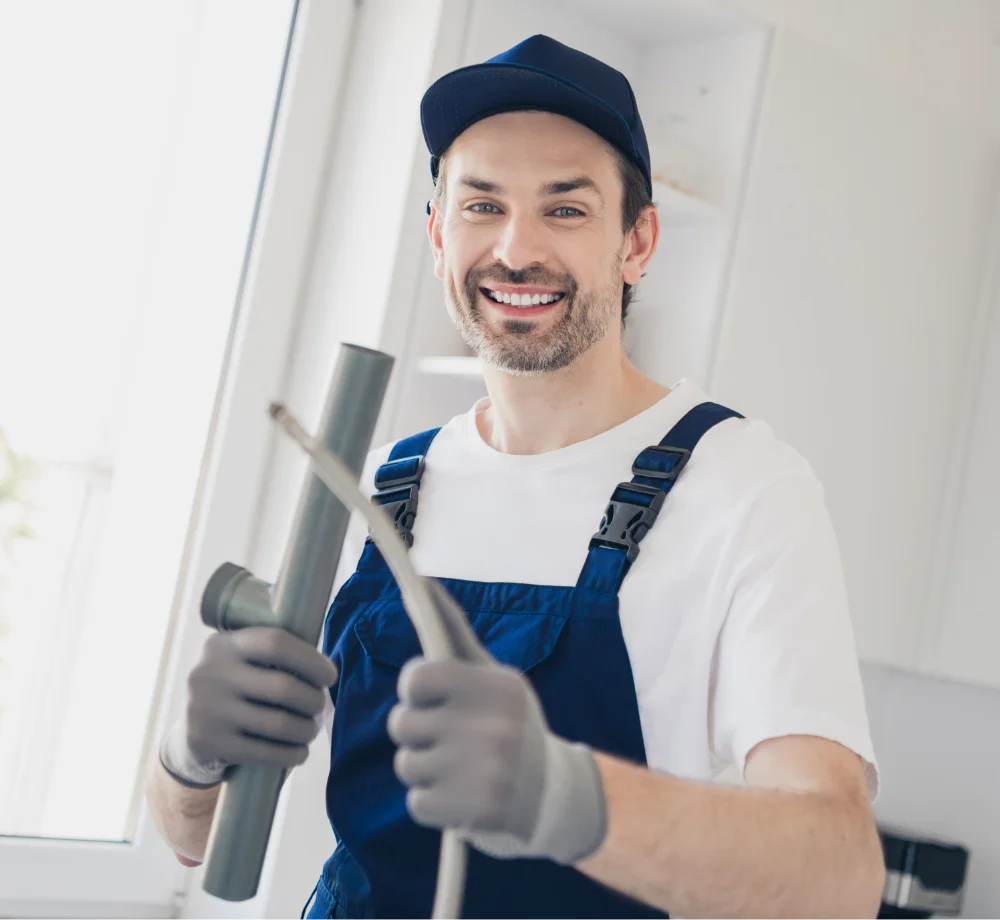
[353,599,568,674]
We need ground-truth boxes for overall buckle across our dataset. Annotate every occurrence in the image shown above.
[367,455,426,548]
[588,482,666,563]
[368,484,420,548]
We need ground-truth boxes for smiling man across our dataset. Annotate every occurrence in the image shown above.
[148,34,886,919]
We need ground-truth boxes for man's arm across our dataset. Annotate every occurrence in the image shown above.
[144,751,220,866]
[577,734,885,918]
[390,581,885,917]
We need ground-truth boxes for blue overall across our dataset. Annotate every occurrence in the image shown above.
[304,402,741,919]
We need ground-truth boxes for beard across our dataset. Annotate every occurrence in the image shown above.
[445,253,623,376]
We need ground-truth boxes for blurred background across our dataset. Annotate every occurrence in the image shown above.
[0,0,997,917]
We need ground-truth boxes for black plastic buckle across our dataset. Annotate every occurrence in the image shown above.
[588,482,666,563]
[631,445,691,482]
[368,483,420,548]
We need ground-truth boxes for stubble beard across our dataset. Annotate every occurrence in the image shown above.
[445,253,624,377]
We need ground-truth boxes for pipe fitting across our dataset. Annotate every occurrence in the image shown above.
[201,561,276,632]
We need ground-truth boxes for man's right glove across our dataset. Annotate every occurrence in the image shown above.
[388,581,607,865]
[159,627,338,788]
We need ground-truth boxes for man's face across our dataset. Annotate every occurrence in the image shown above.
[428,111,634,375]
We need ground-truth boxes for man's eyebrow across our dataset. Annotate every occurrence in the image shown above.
[540,176,604,202]
[458,175,503,193]
[456,175,605,201]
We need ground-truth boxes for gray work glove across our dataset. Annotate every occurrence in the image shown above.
[159,627,338,788]
[387,580,607,865]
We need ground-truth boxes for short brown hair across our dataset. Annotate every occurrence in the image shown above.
[432,137,653,325]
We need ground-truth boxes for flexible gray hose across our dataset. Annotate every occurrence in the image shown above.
[269,402,467,920]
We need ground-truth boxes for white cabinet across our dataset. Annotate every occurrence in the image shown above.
[931,255,1000,689]
[710,29,1000,681]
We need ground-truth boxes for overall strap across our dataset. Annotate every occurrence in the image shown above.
[365,427,441,548]
[577,402,744,595]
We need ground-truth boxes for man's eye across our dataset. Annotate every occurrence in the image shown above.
[551,206,584,218]
[468,202,501,213]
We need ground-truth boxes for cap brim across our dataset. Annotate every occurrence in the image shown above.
[421,62,640,182]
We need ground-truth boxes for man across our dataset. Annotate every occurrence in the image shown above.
[147,35,885,918]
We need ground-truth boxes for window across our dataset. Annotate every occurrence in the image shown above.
[0,0,295,845]
[0,0,302,840]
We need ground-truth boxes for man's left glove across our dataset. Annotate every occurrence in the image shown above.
[386,580,607,865]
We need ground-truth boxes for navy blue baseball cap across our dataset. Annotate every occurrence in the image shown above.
[420,34,652,197]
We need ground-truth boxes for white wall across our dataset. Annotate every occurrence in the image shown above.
[723,3,1000,915]
[862,662,1000,918]
[711,23,1000,673]
[932,271,1000,689]
[730,0,1000,142]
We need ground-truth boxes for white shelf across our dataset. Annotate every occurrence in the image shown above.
[651,179,721,223]
[416,355,484,379]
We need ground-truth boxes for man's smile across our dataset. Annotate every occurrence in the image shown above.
[477,284,566,317]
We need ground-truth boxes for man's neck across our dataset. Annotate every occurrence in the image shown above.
[476,338,670,455]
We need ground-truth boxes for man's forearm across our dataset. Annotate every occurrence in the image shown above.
[144,752,220,866]
[576,752,884,918]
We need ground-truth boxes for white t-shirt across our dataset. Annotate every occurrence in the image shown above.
[321,379,878,797]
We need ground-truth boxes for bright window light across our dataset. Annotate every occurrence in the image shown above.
[0,0,294,842]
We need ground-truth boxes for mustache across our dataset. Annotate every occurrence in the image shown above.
[464,265,578,298]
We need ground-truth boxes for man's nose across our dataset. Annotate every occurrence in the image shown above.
[492,213,549,271]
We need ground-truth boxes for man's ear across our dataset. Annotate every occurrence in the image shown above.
[621,204,660,285]
[427,198,445,280]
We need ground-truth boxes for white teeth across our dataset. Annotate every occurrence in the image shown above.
[484,289,564,306]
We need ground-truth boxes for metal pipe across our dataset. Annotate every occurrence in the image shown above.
[200,343,394,902]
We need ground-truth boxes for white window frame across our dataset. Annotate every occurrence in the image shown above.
[0,1,356,916]
[179,1,472,915]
